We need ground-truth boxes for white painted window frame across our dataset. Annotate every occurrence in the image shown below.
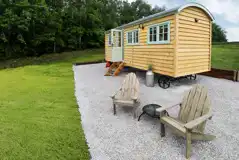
[147,21,170,44]
[108,34,112,46]
[126,29,140,45]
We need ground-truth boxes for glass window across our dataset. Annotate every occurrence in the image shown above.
[148,21,170,44]
[108,34,112,46]
[164,33,168,41]
[134,30,139,43]
[128,32,132,44]
[164,25,168,32]
[162,25,168,41]
[149,26,157,42]
[149,28,152,41]
[127,30,139,45]
[118,32,121,47]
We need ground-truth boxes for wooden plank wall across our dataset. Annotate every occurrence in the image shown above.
[124,15,176,77]
[105,33,112,61]
[177,7,212,77]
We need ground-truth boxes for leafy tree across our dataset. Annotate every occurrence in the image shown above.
[212,23,227,42]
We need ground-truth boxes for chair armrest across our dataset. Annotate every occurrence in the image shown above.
[131,96,138,100]
[156,103,181,113]
[111,88,122,99]
[184,112,213,130]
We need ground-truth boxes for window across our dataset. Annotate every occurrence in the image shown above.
[108,34,112,46]
[117,32,122,47]
[133,30,139,43]
[149,26,157,42]
[128,32,133,44]
[148,21,170,44]
[127,30,139,45]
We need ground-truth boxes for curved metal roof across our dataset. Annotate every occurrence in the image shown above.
[177,3,214,20]
[116,2,214,30]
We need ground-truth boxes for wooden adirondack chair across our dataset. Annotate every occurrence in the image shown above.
[111,73,140,118]
[156,85,216,159]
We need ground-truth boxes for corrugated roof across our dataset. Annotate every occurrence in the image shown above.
[113,2,214,30]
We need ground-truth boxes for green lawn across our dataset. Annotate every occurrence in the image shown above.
[0,49,104,159]
[212,44,239,70]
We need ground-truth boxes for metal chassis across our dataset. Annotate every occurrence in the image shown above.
[158,74,197,89]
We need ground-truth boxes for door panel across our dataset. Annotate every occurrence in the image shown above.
[112,30,123,62]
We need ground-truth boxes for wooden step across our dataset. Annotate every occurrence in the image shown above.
[104,62,124,76]
[104,62,118,76]
[114,62,124,76]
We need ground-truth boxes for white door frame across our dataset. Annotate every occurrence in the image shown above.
[111,29,123,62]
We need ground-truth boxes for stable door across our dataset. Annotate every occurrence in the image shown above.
[111,29,123,62]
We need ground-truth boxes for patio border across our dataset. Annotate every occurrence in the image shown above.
[200,68,239,82]
[73,60,105,66]
[73,62,239,82]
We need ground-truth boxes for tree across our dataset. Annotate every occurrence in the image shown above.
[212,23,227,42]
[119,0,165,25]
[152,5,165,14]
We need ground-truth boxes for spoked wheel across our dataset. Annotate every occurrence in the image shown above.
[188,74,197,80]
[158,76,171,89]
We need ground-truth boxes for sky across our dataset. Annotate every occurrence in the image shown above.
[128,0,239,42]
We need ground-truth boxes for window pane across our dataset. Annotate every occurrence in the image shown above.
[164,25,168,32]
[160,26,163,33]
[150,28,153,34]
[118,32,121,47]
[153,27,157,34]
[153,34,157,41]
[130,32,133,43]
[128,32,132,43]
[164,33,168,41]
[150,34,152,42]
[159,33,163,41]
[135,31,138,43]
[109,34,111,45]
[127,33,129,43]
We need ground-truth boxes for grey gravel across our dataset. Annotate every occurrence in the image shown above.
[73,63,239,160]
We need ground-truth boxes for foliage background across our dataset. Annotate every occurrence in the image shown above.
[0,0,227,60]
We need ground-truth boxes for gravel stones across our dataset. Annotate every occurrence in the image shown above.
[74,63,239,160]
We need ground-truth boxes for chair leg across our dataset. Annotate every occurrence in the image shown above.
[160,111,166,137]
[113,104,116,115]
[138,112,145,121]
[186,131,192,159]
[133,106,137,119]
[160,123,165,137]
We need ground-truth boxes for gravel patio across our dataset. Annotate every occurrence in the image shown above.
[73,63,239,160]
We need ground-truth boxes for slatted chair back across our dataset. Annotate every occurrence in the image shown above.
[115,73,139,101]
[178,85,211,132]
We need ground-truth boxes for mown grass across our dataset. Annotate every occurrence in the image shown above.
[212,44,239,70]
[0,49,104,159]
[0,49,104,70]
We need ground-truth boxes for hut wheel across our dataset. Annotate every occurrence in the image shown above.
[188,74,197,80]
[158,76,171,89]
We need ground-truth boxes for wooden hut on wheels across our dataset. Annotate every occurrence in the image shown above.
[104,2,214,88]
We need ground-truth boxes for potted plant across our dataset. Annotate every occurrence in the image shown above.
[146,64,154,87]
[148,64,153,71]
